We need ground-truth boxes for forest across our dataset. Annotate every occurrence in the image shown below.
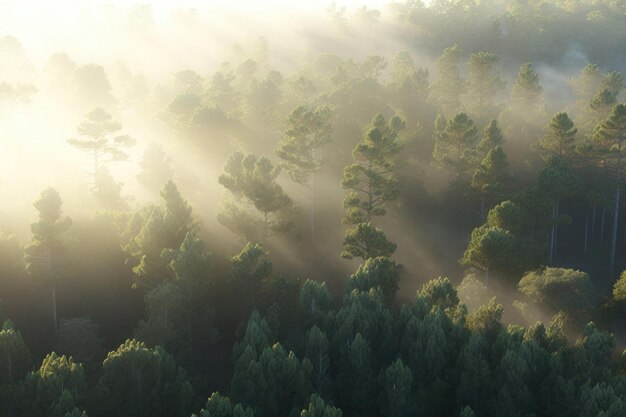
[1,0,626,416]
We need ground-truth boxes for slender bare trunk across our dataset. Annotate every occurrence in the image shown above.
[549,202,556,265]
[584,210,589,254]
[601,208,606,241]
[311,172,316,248]
[52,287,58,340]
[610,147,622,277]
[554,199,560,260]
[592,204,597,239]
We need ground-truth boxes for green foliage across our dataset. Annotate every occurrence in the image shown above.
[19,352,86,417]
[466,51,504,118]
[511,63,542,107]
[378,358,414,417]
[300,395,341,417]
[304,327,332,399]
[193,392,254,417]
[433,112,479,181]
[429,44,465,115]
[478,119,504,154]
[231,342,312,417]
[613,270,626,302]
[471,145,512,207]
[340,223,397,260]
[518,268,594,326]
[0,320,31,385]
[67,108,135,205]
[219,152,294,241]
[125,180,194,289]
[535,112,578,160]
[98,339,193,417]
[341,114,404,224]
[230,243,272,308]
[24,188,72,285]
[299,280,333,325]
[58,318,103,366]
[276,105,333,186]
[347,256,401,304]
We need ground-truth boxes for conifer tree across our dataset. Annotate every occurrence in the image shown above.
[342,114,404,224]
[466,51,505,118]
[593,104,626,276]
[471,146,511,220]
[276,105,333,245]
[478,119,504,155]
[341,223,397,261]
[534,112,578,160]
[24,188,72,338]
[433,112,479,182]
[430,44,465,115]
[511,63,542,107]
[137,143,174,195]
[67,107,135,201]
[219,152,294,242]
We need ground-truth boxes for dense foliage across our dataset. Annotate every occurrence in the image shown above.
[2,1,626,416]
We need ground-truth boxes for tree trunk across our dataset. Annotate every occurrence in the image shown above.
[52,287,58,340]
[554,199,560,260]
[601,208,606,241]
[549,202,556,265]
[311,172,316,248]
[584,210,589,254]
[592,204,597,239]
[610,149,622,277]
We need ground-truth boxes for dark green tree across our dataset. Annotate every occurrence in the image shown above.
[378,358,414,417]
[593,104,626,276]
[193,392,254,417]
[24,188,72,338]
[429,44,465,115]
[534,112,578,160]
[230,243,272,309]
[433,112,479,182]
[347,256,401,304]
[466,51,505,118]
[471,146,512,220]
[219,152,294,242]
[341,114,404,224]
[97,339,193,417]
[478,119,504,155]
[340,223,397,260]
[301,394,342,417]
[276,105,333,245]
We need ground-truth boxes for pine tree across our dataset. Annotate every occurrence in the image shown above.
[67,107,135,201]
[341,223,397,261]
[511,63,542,107]
[276,105,333,245]
[219,152,294,242]
[429,44,465,115]
[466,51,505,118]
[98,339,193,417]
[478,119,504,155]
[471,146,512,219]
[24,188,72,339]
[534,112,578,160]
[341,114,404,224]
[433,112,479,181]
[378,358,414,417]
[593,104,626,276]
[347,256,401,304]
